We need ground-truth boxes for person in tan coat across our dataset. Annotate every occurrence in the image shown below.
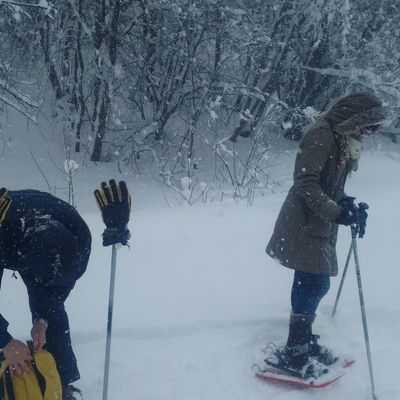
[266,92,388,375]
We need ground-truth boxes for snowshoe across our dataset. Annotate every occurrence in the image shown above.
[265,344,329,380]
[254,362,346,389]
[253,343,355,389]
[255,312,351,388]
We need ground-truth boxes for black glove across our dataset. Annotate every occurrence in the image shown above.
[336,196,369,238]
[336,196,358,226]
[94,180,131,246]
[0,187,12,225]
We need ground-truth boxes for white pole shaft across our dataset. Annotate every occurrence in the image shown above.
[352,234,378,400]
[102,245,117,400]
[332,241,353,317]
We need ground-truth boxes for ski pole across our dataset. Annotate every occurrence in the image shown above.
[102,244,118,400]
[351,226,378,400]
[332,241,353,317]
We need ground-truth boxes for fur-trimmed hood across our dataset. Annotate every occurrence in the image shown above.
[324,92,388,136]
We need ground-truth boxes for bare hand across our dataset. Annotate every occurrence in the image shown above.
[31,320,47,352]
[3,339,33,378]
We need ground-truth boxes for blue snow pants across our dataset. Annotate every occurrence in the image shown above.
[20,273,80,386]
[290,271,330,315]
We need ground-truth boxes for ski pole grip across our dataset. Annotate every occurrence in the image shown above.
[358,202,369,211]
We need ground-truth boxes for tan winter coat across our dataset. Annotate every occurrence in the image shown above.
[266,93,387,276]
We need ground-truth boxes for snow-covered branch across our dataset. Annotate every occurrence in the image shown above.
[0,0,54,13]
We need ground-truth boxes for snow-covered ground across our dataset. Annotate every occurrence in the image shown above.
[1,115,400,399]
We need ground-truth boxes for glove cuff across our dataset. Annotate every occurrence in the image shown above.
[102,227,131,247]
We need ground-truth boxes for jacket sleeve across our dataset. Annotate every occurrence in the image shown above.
[0,269,13,347]
[293,127,342,221]
[21,275,74,324]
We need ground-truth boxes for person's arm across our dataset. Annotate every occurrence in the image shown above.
[25,283,61,322]
[293,126,342,221]
[20,274,74,323]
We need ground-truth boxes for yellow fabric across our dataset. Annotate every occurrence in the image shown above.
[0,195,12,225]
[0,350,62,400]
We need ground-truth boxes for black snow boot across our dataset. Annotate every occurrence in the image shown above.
[278,312,314,370]
[62,384,82,400]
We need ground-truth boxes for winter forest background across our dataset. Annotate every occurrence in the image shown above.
[3,2,400,399]
[1,0,400,204]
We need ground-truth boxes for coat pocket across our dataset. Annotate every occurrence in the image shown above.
[304,215,332,238]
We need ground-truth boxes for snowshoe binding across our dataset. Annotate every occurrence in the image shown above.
[263,343,329,380]
[309,334,338,366]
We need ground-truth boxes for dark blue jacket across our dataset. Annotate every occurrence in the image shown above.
[0,190,91,347]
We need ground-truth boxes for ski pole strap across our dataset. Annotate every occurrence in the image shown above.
[26,340,47,397]
[351,224,359,239]
[0,361,16,400]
